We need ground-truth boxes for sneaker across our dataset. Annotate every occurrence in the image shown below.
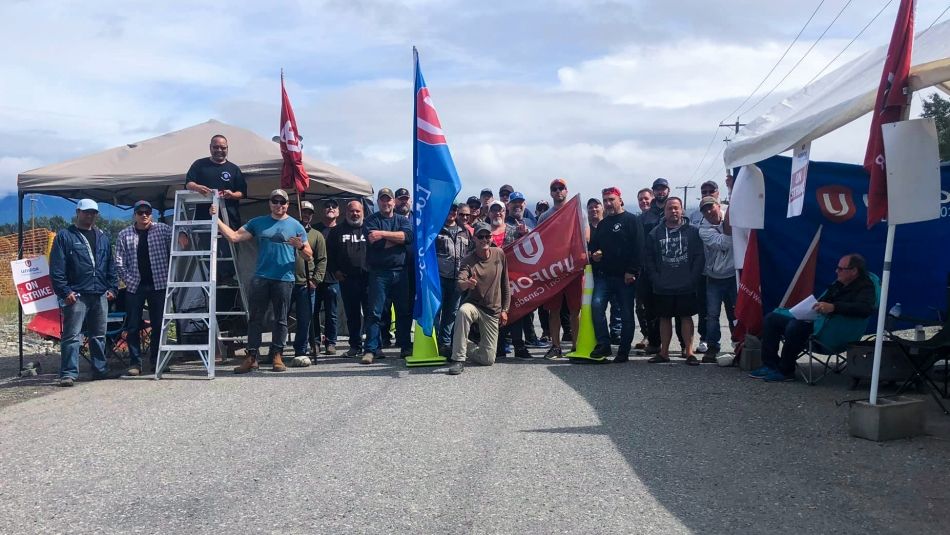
[514,348,532,359]
[360,352,374,365]
[684,355,700,366]
[526,338,549,348]
[763,369,794,382]
[590,344,613,358]
[290,356,312,367]
[125,367,141,377]
[647,355,671,364]
[696,341,709,353]
[543,345,562,360]
[701,354,718,364]
[399,348,412,359]
[748,365,773,379]
[539,335,552,345]
[438,345,452,358]
[324,344,337,356]
[447,360,464,375]
[346,347,361,358]
[58,376,75,387]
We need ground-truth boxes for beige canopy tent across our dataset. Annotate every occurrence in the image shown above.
[16,119,373,209]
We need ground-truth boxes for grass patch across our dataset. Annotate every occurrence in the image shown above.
[0,295,22,317]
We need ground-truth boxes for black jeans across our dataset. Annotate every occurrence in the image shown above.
[761,311,813,375]
[125,284,165,368]
[340,272,370,351]
[247,276,293,357]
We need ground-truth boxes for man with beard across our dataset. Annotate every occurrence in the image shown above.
[487,199,530,358]
[327,200,370,357]
[288,201,327,364]
[313,199,340,355]
[381,187,414,348]
[446,222,510,375]
[362,188,414,364]
[505,192,544,348]
[644,197,704,365]
[685,180,721,356]
[435,203,474,356]
[588,187,644,362]
[538,178,581,359]
[638,178,672,355]
[394,188,412,217]
[586,197,621,345]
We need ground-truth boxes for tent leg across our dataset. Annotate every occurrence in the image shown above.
[17,191,24,376]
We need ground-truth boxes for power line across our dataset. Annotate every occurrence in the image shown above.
[920,4,950,36]
[803,0,894,88]
[740,0,856,119]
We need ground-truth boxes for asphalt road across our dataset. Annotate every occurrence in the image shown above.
[1,345,948,535]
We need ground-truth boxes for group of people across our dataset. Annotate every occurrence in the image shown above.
[48,134,877,384]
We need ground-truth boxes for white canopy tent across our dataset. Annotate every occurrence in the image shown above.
[16,119,373,210]
[724,19,950,169]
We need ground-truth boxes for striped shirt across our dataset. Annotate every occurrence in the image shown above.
[115,222,172,293]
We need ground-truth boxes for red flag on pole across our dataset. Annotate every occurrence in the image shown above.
[778,226,821,308]
[734,230,763,340]
[864,0,915,228]
[280,71,309,194]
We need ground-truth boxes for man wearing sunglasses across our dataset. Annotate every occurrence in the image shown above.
[215,189,313,373]
[185,134,247,229]
[50,199,118,386]
[537,178,581,359]
[114,200,172,376]
[447,222,510,375]
[751,254,875,382]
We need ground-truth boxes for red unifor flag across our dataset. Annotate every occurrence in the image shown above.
[864,0,915,228]
[733,230,763,340]
[505,195,588,323]
[778,226,821,308]
[279,72,310,194]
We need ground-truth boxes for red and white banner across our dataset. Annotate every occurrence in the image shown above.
[504,195,587,323]
[778,225,821,308]
[10,257,58,314]
[787,142,810,218]
[280,72,310,194]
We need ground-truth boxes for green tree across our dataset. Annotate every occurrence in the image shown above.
[920,92,950,161]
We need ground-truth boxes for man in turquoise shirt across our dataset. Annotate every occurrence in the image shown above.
[216,188,313,373]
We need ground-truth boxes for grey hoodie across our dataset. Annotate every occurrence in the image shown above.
[698,217,735,279]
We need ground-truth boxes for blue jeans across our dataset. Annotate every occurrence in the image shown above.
[314,282,340,345]
[340,272,369,351]
[437,276,462,347]
[705,276,737,350]
[365,269,412,355]
[762,311,813,376]
[247,276,294,357]
[125,284,165,368]
[591,274,637,353]
[60,293,108,379]
[291,284,316,354]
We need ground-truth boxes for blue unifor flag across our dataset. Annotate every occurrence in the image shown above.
[412,48,462,336]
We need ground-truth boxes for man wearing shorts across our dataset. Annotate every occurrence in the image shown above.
[644,197,705,365]
[538,178,582,359]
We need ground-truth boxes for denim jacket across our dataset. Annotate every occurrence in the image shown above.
[49,225,118,298]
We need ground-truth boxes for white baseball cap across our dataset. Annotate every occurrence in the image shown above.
[76,199,99,212]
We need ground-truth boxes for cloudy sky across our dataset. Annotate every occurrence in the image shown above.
[1,0,947,208]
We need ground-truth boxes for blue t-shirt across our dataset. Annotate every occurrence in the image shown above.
[244,215,307,282]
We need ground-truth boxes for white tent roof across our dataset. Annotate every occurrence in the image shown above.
[17,119,373,208]
[724,19,950,169]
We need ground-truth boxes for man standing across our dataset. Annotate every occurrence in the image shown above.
[644,197,705,365]
[698,196,736,362]
[114,200,171,376]
[50,199,117,386]
[394,188,412,217]
[505,192,534,233]
[215,189,313,373]
[435,203,473,356]
[586,196,621,344]
[589,187,644,362]
[446,222,510,375]
[638,179,672,354]
[362,188,414,364]
[313,199,341,355]
[327,200,370,357]
[290,201,327,362]
[487,201,519,248]
[498,184,514,205]
[466,196,482,224]
[185,134,247,229]
[538,178,581,359]
[751,254,875,382]
[634,188,654,349]
[687,180,721,355]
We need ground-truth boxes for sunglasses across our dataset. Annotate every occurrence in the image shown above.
[835,265,854,271]
[701,189,717,195]
[476,233,492,240]
[550,186,566,192]
[270,198,288,205]
[135,210,152,216]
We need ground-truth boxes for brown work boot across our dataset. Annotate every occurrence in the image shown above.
[233,355,258,374]
[272,353,287,372]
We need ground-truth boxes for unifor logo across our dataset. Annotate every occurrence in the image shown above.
[24,259,31,267]
[816,185,856,223]
[612,223,622,232]
[514,233,545,265]
[221,171,231,182]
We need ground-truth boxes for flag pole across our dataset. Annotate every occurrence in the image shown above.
[868,224,895,405]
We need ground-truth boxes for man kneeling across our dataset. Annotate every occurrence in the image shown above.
[448,222,510,375]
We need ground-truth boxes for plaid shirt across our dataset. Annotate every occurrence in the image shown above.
[115,222,172,293]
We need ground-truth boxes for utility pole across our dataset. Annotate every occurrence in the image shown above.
[29,195,37,235]
[719,117,746,135]
[677,185,695,209]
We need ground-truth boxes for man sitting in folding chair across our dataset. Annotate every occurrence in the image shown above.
[750,253,877,383]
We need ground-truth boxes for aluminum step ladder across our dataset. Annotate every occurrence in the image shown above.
[155,190,248,379]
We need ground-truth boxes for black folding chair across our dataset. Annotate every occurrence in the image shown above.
[886,319,950,415]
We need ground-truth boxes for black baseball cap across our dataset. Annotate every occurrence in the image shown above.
[652,178,670,189]
[394,187,410,199]
[480,188,493,197]
[499,184,514,195]
[701,180,719,192]
[466,196,481,207]
[587,198,602,207]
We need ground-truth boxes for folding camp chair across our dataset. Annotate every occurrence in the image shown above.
[80,312,152,370]
[796,273,881,385]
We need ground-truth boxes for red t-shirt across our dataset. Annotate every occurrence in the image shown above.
[491,231,505,248]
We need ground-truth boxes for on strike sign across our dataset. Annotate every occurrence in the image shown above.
[10,257,58,314]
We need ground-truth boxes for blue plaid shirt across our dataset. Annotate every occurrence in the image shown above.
[115,222,172,293]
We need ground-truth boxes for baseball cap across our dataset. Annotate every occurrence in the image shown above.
[489,200,506,211]
[480,188,493,197]
[377,187,395,200]
[587,197,602,207]
[394,187,410,199]
[323,198,339,208]
[699,196,720,210]
[701,180,719,192]
[536,199,550,208]
[270,189,289,201]
[132,200,152,211]
[300,200,315,212]
[508,192,526,203]
[474,221,492,235]
[466,196,481,207]
[76,199,99,212]
[652,178,669,189]
[550,178,567,189]
[499,184,514,195]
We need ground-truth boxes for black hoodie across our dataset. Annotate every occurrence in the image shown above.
[644,218,705,295]
[588,210,644,277]
[326,221,367,277]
